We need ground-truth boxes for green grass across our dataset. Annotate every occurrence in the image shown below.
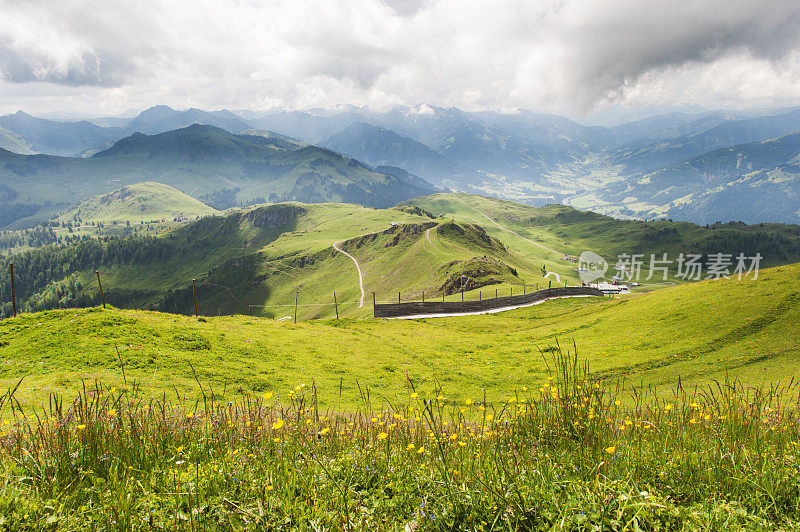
[56,182,219,223]
[0,350,798,529]
[1,262,797,410]
[7,192,800,321]
[405,193,800,273]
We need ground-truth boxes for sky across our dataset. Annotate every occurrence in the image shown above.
[1,0,800,123]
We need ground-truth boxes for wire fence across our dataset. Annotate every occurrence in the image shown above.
[2,260,588,323]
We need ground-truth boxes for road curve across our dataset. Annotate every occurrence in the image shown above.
[333,241,365,308]
[456,196,563,256]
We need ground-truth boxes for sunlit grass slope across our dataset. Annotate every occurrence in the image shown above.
[405,193,800,284]
[56,182,219,223]
[1,262,797,408]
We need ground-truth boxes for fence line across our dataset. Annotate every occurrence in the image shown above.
[373,286,604,318]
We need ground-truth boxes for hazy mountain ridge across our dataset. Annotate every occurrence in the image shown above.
[612,133,800,224]
[1,103,799,224]
[0,125,437,227]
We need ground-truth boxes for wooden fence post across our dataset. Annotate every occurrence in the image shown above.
[372,292,376,317]
[548,280,551,289]
[398,292,401,304]
[294,291,298,324]
[422,291,424,303]
[495,288,498,299]
[95,270,106,309]
[192,278,199,317]
[333,291,339,319]
[510,287,512,297]
[9,263,16,318]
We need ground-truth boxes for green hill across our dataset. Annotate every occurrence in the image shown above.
[57,182,219,223]
[0,124,437,228]
[0,261,797,408]
[4,193,800,321]
[404,193,800,270]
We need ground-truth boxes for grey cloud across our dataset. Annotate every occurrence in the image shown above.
[0,0,799,117]
[0,42,127,86]
[560,1,800,107]
[379,0,428,17]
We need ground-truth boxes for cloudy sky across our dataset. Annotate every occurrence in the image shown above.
[1,0,800,123]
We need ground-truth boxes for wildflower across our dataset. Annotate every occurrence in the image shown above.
[411,392,419,399]
[417,446,425,454]
[267,486,274,491]
[176,446,184,453]
[690,417,698,424]
[605,446,615,454]
[458,441,466,447]
[450,433,458,440]
[107,409,116,416]
[262,392,273,401]
[378,432,388,440]
[272,419,284,430]
[320,427,330,435]
[437,394,444,401]
[77,424,86,431]
[614,400,621,406]
[406,443,415,450]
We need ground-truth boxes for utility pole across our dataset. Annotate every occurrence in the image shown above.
[192,279,199,317]
[9,263,16,318]
[95,270,106,309]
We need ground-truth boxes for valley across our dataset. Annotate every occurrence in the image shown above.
[2,103,800,232]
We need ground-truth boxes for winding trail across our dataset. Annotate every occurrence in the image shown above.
[456,196,564,256]
[333,241,365,308]
[422,227,440,255]
[544,271,562,284]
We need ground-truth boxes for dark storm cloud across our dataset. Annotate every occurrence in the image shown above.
[558,0,800,106]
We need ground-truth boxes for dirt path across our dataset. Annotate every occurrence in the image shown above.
[456,196,563,256]
[386,294,596,319]
[422,227,440,255]
[333,241,365,308]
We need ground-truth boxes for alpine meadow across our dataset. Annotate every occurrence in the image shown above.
[2,1,800,530]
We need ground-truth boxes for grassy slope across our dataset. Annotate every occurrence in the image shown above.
[406,193,800,284]
[0,127,34,155]
[1,262,797,408]
[56,182,219,223]
[11,200,554,320]
[9,192,800,322]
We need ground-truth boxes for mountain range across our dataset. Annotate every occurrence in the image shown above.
[1,103,799,226]
[0,124,436,226]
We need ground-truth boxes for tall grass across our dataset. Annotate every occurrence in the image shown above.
[0,348,798,530]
